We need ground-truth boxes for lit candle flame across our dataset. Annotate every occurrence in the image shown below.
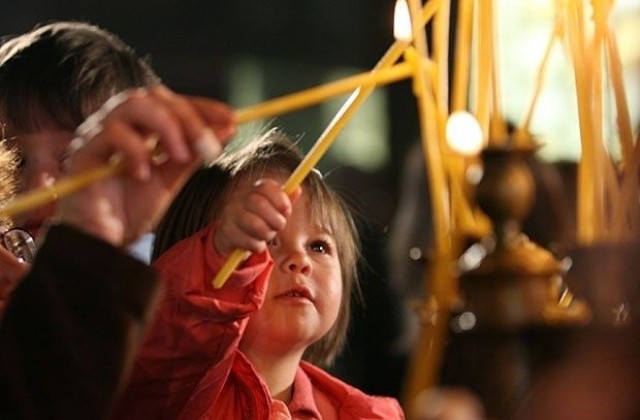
[446,111,483,156]
[394,0,412,42]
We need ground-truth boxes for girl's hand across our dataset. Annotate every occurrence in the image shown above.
[214,178,300,256]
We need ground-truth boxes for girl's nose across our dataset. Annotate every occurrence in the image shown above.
[280,251,312,276]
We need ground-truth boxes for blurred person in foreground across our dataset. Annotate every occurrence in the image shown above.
[0,85,235,420]
[0,20,164,308]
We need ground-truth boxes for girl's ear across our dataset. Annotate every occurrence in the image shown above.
[288,186,302,204]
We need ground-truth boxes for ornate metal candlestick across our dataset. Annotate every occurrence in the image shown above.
[441,146,589,419]
[462,146,588,328]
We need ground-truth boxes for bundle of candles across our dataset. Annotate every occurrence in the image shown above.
[512,0,637,245]
[563,0,637,244]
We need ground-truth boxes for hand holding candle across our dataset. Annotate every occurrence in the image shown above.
[0,88,234,224]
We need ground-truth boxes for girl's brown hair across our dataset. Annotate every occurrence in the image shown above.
[153,129,360,365]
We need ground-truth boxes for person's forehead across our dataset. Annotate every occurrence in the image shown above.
[6,128,74,153]
[19,128,74,140]
[0,105,78,138]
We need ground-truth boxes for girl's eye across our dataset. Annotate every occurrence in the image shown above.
[266,236,279,247]
[309,240,332,255]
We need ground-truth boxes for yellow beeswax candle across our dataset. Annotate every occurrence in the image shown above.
[451,0,473,112]
[0,161,125,219]
[476,0,493,144]
[234,62,414,124]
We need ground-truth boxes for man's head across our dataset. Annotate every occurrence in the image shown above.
[0,21,159,233]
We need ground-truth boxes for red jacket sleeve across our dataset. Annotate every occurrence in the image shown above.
[114,224,273,420]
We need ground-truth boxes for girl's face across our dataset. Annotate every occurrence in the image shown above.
[241,190,343,358]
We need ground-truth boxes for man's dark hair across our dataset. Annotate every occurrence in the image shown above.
[0,21,160,134]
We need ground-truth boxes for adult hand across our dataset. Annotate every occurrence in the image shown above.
[56,85,235,246]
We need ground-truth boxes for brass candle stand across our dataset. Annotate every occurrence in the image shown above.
[461,146,589,329]
[440,145,590,419]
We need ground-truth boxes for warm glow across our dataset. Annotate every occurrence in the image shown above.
[446,111,484,155]
[393,0,412,41]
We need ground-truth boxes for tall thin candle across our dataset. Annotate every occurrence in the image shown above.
[489,1,507,143]
[567,0,599,244]
[402,0,452,405]
[605,28,634,168]
[515,19,562,147]
[235,62,415,124]
[407,0,450,255]
[475,0,494,143]
[434,0,451,121]
[0,161,125,219]
[451,0,473,112]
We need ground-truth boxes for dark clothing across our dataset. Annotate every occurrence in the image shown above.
[0,224,161,420]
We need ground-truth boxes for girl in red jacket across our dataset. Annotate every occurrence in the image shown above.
[115,130,404,419]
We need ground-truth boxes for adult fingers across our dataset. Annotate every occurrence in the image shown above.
[187,95,236,140]
[69,118,152,181]
[77,86,234,167]
[149,86,225,162]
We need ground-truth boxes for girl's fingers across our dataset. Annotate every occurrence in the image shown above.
[218,220,266,255]
[252,179,292,217]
